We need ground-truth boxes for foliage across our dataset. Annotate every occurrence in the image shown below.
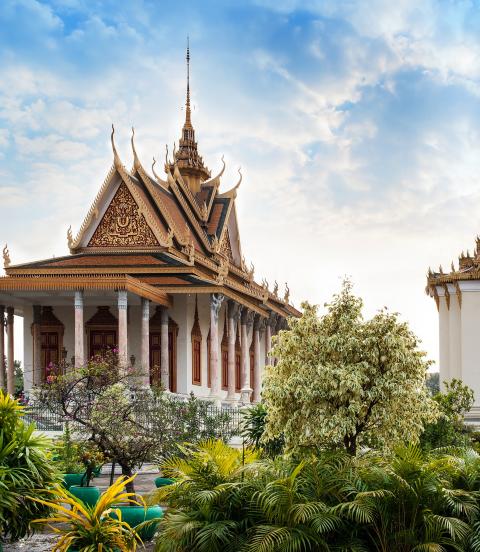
[30,474,144,552]
[78,441,106,486]
[241,403,284,458]
[0,390,60,543]
[426,371,440,396]
[150,439,259,508]
[53,422,83,474]
[421,378,475,450]
[38,351,238,494]
[153,440,480,552]
[262,280,438,455]
[14,360,23,395]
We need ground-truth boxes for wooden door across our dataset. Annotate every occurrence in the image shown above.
[149,329,177,392]
[89,330,117,358]
[41,331,59,377]
[221,347,228,389]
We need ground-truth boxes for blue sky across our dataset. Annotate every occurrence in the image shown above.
[2,0,480,365]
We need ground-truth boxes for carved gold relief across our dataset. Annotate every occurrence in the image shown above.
[220,229,234,263]
[88,183,159,247]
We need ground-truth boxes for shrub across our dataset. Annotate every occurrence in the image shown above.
[0,390,60,543]
[31,475,143,551]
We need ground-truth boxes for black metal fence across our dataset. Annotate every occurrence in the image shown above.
[24,401,246,435]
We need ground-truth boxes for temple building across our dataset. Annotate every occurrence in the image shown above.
[427,237,480,420]
[0,47,298,404]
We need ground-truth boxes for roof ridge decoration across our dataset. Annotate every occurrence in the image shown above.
[131,127,141,172]
[3,244,11,269]
[151,157,168,189]
[218,168,242,199]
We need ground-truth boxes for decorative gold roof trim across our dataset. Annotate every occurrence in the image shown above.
[71,164,117,250]
[0,275,172,307]
[168,178,212,251]
[133,164,188,247]
[443,283,450,310]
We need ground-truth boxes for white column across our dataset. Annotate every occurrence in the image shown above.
[253,315,263,403]
[6,307,14,395]
[226,301,240,401]
[240,309,253,403]
[160,307,170,390]
[74,291,84,368]
[209,293,224,402]
[0,305,5,391]
[141,298,150,387]
[32,305,42,385]
[117,291,128,368]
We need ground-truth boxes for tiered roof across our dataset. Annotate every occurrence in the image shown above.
[0,46,297,320]
[426,235,480,309]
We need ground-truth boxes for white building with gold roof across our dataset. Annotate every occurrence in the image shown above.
[0,47,298,404]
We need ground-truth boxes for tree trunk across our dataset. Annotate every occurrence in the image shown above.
[344,434,357,456]
[119,464,136,497]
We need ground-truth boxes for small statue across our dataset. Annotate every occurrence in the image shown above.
[166,227,174,247]
[67,226,74,249]
[216,257,229,284]
[273,280,279,297]
[3,244,10,268]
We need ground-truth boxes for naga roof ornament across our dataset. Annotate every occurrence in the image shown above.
[110,125,122,170]
[3,244,10,268]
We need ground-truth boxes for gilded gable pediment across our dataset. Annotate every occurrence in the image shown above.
[88,182,159,248]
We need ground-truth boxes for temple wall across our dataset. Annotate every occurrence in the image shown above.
[21,296,267,402]
[459,285,480,407]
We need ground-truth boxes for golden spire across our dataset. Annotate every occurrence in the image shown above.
[184,36,192,130]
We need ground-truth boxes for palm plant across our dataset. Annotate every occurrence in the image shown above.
[242,403,284,458]
[30,475,144,552]
[0,390,60,543]
[339,445,477,552]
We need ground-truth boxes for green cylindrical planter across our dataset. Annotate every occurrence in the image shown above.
[154,477,174,488]
[113,505,163,541]
[69,485,101,508]
[62,473,85,489]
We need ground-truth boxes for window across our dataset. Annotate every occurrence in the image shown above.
[191,297,202,385]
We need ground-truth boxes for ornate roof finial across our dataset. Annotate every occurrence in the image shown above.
[3,244,10,268]
[451,261,455,273]
[67,226,73,249]
[185,35,192,130]
[284,283,290,303]
[131,127,141,170]
[111,124,122,169]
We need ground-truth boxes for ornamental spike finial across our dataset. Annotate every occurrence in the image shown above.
[3,244,10,268]
[67,226,73,249]
[184,35,192,129]
[428,266,433,278]
[451,261,455,272]
[111,124,121,169]
[131,126,141,170]
[284,282,290,303]
[439,264,444,274]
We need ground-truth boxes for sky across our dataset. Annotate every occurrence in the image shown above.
[2,0,480,367]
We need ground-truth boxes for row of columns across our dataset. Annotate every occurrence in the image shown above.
[0,305,15,395]
[209,294,279,404]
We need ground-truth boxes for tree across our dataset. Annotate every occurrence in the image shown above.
[425,371,440,396]
[38,351,237,494]
[421,378,474,450]
[262,280,438,455]
[14,360,23,395]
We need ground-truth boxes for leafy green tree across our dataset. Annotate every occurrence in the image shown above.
[421,378,474,450]
[14,360,23,395]
[263,280,438,455]
[426,371,440,396]
[0,390,60,543]
[38,352,237,495]
[241,403,284,458]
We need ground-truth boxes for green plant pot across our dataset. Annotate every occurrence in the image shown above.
[154,476,175,488]
[113,505,163,541]
[69,485,101,508]
[62,473,85,489]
